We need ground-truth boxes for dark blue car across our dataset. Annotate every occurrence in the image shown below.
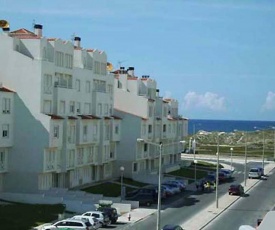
[162,224,183,230]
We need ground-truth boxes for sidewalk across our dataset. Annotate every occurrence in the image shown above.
[117,161,275,230]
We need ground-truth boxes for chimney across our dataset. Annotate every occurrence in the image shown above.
[74,36,81,48]
[127,67,135,76]
[156,89,160,97]
[34,24,43,37]
[2,27,10,35]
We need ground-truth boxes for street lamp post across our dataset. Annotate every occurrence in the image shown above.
[230,147,233,171]
[192,138,196,161]
[273,127,275,161]
[254,127,266,171]
[262,131,265,170]
[216,132,224,209]
[137,138,183,230]
[194,159,198,184]
[137,138,163,230]
[120,166,125,202]
[244,132,248,186]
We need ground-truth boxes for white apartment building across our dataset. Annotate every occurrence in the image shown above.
[0,86,14,192]
[0,24,120,192]
[113,68,188,180]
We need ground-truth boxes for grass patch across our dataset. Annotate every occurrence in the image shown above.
[0,202,65,230]
[82,182,136,197]
[115,178,149,187]
[167,167,209,179]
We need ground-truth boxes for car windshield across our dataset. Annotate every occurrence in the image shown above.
[250,169,258,172]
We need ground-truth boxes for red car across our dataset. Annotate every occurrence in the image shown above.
[228,184,244,196]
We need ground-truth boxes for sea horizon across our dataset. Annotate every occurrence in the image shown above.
[188,119,275,135]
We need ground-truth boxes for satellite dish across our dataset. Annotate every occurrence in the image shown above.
[0,20,9,29]
[107,62,113,71]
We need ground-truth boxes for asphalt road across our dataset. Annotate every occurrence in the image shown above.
[203,163,275,230]
[115,160,246,230]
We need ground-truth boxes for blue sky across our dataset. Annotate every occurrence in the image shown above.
[1,0,275,121]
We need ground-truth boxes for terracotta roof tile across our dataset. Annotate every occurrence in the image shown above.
[47,114,64,120]
[0,86,15,93]
[10,28,39,39]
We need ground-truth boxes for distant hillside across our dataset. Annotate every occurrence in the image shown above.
[184,130,275,157]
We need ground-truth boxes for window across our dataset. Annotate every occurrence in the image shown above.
[84,103,91,114]
[104,104,109,115]
[55,51,64,67]
[86,81,91,93]
[105,124,110,140]
[75,79,80,92]
[69,101,75,113]
[115,124,119,134]
[93,124,98,140]
[53,125,59,138]
[44,74,52,94]
[2,124,9,138]
[163,107,167,116]
[60,101,65,114]
[133,163,138,172]
[65,54,73,69]
[149,106,153,117]
[163,124,166,132]
[83,125,88,141]
[98,103,102,116]
[76,102,81,113]
[101,62,107,75]
[148,125,152,133]
[144,143,148,152]
[43,100,52,114]
[2,98,11,114]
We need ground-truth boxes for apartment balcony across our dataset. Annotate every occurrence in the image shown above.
[44,161,62,172]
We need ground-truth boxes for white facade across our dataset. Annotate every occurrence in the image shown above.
[0,87,14,191]
[0,25,120,192]
[114,68,188,179]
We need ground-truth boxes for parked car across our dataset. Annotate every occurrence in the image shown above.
[228,184,244,196]
[96,206,119,224]
[82,211,110,227]
[162,183,181,194]
[220,169,233,179]
[125,192,155,206]
[70,216,101,229]
[248,168,261,179]
[256,167,264,176]
[42,219,93,230]
[161,184,176,196]
[162,224,184,230]
[165,180,186,191]
[218,172,227,182]
[205,174,216,183]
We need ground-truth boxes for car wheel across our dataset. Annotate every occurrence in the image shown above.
[229,192,231,195]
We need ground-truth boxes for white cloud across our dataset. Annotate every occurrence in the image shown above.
[262,91,275,111]
[183,91,226,111]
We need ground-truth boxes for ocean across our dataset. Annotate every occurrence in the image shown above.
[188,119,275,135]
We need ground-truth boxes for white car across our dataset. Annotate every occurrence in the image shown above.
[42,219,93,230]
[70,215,101,229]
[82,211,110,227]
[248,168,261,179]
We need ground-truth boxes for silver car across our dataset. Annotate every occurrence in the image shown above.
[248,168,261,179]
